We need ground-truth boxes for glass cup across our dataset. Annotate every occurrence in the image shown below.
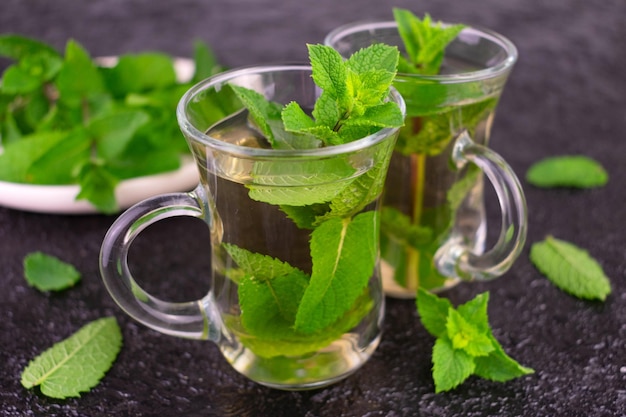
[99,65,405,390]
[325,21,527,298]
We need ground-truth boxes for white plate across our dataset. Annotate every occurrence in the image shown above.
[0,58,199,215]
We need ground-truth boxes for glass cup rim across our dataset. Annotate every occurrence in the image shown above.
[324,20,518,84]
[177,64,406,159]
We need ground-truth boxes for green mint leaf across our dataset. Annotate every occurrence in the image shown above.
[23,252,81,291]
[295,211,378,333]
[307,43,349,107]
[432,337,475,393]
[393,9,465,75]
[416,287,453,337]
[101,53,177,97]
[26,128,91,185]
[530,236,612,300]
[446,308,495,357]
[192,39,224,83]
[20,317,122,399]
[474,333,534,382]
[223,242,305,283]
[526,155,608,188]
[346,42,400,75]
[88,109,150,160]
[229,84,281,145]
[0,131,68,182]
[456,291,491,331]
[55,40,106,106]
[247,158,355,206]
[0,34,61,61]
[76,163,119,213]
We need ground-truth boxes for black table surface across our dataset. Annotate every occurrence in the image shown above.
[1,1,624,416]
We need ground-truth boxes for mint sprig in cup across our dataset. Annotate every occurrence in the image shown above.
[325,9,527,297]
[100,44,405,390]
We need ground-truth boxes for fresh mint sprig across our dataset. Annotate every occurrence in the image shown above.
[393,8,465,76]
[220,43,402,358]
[230,43,404,149]
[417,288,534,392]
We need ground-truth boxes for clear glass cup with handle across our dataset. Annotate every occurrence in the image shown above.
[325,20,527,298]
[99,65,405,390]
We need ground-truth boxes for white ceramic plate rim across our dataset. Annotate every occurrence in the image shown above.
[0,58,199,215]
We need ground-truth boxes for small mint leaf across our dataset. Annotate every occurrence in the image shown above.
[307,44,348,105]
[446,308,494,357]
[432,337,475,393]
[20,317,122,399]
[526,155,608,188]
[229,84,282,145]
[345,43,400,75]
[23,252,81,291]
[295,211,378,333]
[417,288,452,337]
[281,101,315,132]
[473,334,534,382]
[530,236,612,300]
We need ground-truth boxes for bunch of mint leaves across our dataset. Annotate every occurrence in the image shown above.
[0,35,224,213]
[219,43,403,358]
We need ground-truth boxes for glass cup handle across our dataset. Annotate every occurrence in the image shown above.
[434,131,528,281]
[99,186,219,340]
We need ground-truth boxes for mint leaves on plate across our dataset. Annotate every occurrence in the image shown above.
[0,35,223,213]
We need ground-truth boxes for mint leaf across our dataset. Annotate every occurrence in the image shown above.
[474,333,534,382]
[446,308,494,357]
[230,84,282,146]
[530,236,612,300]
[192,39,224,83]
[55,40,106,106]
[0,131,68,182]
[223,242,310,335]
[0,34,61,61]
[23,252,81,291]
[416,287,452,337]
[526,155,608,188]
[308,43,349,107]
[393,9,465,75]
[101,53,177,97]
[247,158,355,206]
[295,211,378,333]
[432,337,475,393]
[21,317,122,399]
[76,163,119,213]
[26,128,91,185]
[88,109,150,160]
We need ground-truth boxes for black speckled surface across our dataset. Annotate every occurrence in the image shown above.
[1,0,625,416]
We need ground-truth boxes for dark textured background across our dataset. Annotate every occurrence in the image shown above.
[1,0,625,416]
